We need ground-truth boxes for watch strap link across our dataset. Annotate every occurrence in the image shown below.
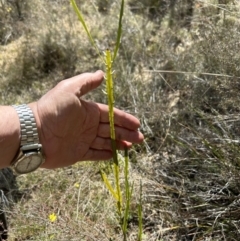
[12,104,40,148]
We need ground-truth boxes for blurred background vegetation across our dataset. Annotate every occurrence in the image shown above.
[1,0,240,240]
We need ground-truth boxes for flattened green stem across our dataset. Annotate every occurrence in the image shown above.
[113,0,124,62]
[100,170,119,201]
[123,147,133,240]
[105,50,115,140]
[105,49,122,214]
[138,181,143,241]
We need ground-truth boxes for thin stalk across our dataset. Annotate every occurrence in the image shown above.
[100,170,119,201]
[122,148,133,240]
[70,0,103,62]
[113,0,124,62]
[105,49,122,215]
[145,69,239,78]
[137,181,143,241]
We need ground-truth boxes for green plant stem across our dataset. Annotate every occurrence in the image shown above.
[122,147,133,240]
[113,0,124,62]
[138,181,143,241]
[70,0,103,62]
[105,49,122,215]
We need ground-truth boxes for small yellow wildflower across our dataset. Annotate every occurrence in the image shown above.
[48,213,57,222]
[74,183,80,188]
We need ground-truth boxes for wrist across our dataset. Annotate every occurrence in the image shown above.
[11,103,45,174]
[0,106,21,168]
[28,102,42,143]
[28,102,45,160]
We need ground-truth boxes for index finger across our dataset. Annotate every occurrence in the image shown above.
[97,103,141,130]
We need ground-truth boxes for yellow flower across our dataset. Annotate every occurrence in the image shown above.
[48,213,57,222]
[74,183,80,188]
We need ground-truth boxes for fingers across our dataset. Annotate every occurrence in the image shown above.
[91,137,132,150]
[97,124,144,143]
[83,140,133,160]
[79,70,104,96]
[59,70,104,97]
[97,103,141,130]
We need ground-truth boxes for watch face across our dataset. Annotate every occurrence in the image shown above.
[15,152,44,174]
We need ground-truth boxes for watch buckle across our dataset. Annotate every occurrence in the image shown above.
[21,144,42,151]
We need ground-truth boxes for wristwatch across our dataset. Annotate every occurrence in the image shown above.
[11,104,45,174]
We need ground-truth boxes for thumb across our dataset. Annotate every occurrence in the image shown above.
[60,70,104,98]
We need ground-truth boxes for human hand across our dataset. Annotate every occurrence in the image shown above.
[29,70,144,169]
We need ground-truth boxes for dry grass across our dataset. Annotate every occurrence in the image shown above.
[1,0,240,240]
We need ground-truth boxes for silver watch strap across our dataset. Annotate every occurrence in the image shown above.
[12,104,40,147]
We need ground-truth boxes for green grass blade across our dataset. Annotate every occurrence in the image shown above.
[100,170,119,201]
[70,0,103,61]
[112,0,124,62]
